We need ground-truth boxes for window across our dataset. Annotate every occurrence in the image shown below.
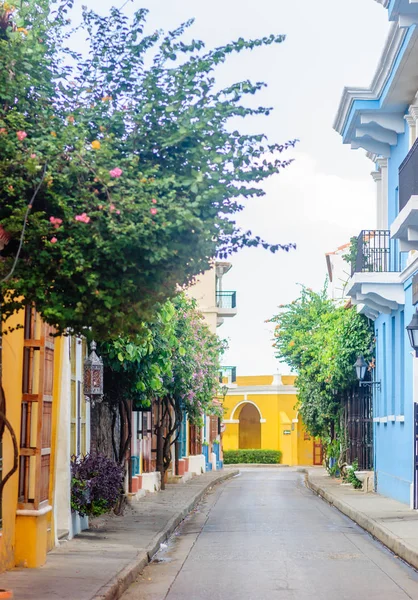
[400,310,405,415]
[70,337,88,457]
[391,316,396,415]
[18,307,55,508]
[383,323,387,417]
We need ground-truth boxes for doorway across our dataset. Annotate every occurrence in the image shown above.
[239,403,261,449]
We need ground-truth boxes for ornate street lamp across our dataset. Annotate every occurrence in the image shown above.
[354,354,380,390]
[407,308,418,357]
[84,340,104,405]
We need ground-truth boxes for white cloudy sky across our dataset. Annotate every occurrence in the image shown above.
[83,0,389,374]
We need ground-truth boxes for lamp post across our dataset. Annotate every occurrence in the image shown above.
[407,308,418,357]
[83,340,104,406]
[354,355,381,390]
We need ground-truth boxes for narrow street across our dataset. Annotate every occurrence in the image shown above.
[122,468,418,600]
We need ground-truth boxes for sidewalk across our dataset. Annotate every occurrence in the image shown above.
[0,469,237,600]
[305,467,418,570]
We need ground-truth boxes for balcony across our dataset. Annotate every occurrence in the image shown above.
[351,230,400,275]
[392,141,418,251]
[216,291,237,325]
[216,291,236,309]
[219,366,237,385]
[346,230,404,320]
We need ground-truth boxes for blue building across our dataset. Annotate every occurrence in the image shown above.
[334,0,418,507]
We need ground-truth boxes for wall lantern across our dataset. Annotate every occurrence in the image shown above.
[84,340,104,405]
[407,308,418,358]
[354,355,381,390]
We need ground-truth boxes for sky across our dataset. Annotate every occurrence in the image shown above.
[80,0,390,375]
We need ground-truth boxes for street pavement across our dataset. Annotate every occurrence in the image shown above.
[0,470,236,600]
[121,468,418,600]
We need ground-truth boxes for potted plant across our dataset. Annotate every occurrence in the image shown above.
[71,453,124,518]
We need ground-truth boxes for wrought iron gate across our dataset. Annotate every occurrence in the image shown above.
[342,384,373,471]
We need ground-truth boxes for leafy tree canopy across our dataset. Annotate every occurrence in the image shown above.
[0,0,295,339]
[100,293,225,424]
[269,286,374,439]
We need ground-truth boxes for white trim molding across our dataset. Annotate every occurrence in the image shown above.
[388,415,396,422]
[347,272,405,320]
[230,400,264,422]
[396,415,406,422]
[223,419,239,424]
[391,196,418,251]
[17,505,53,517]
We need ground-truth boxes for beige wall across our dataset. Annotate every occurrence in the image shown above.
[187,266,218,334]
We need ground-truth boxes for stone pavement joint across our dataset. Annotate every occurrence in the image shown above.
[305,467,418,571]
[0,469,238,600]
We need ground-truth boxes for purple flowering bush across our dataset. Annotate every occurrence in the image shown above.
[71,453,124,518]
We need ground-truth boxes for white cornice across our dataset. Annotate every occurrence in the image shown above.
[226,385,298,395]
[334,23,406,135]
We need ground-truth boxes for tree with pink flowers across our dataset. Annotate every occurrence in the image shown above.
[0,0,295,339]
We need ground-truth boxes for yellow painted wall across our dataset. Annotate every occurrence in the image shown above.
[1,313,65,571]
[223,375,315,466]
[0,311,25,572]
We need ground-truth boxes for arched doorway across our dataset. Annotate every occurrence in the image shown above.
[239,403,261,449]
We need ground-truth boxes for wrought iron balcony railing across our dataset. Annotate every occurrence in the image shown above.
[219,366,237,384]
[399,137,418,212]
[351,230,400,275]
[216,291,237,309]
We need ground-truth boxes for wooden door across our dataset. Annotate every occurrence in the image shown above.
[313,440,323,466]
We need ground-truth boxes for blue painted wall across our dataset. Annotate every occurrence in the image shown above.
[370,114,416,505]
[374,286,413,504]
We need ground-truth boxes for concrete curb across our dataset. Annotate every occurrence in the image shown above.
[305,473,418,571]
[224,464,289,469]
[92,469,238,600]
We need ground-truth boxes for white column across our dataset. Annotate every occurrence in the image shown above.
[376,158,388,229]
[371,169,382,229]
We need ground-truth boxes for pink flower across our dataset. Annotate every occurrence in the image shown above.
[150,207,157,216]
[110,204,115,212]
[109,167,122,178]
[116,209,121,215]
[50,237,58,244]
[152,198,157,204]
[30,153,36,159]
[75,213,90,223]
[16,131,27,141]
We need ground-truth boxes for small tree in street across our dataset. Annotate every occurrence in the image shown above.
[100,294,224,489]
[269,286,374,466]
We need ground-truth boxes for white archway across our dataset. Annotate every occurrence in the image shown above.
[230,400,266,423]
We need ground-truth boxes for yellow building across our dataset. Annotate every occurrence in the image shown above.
[1,307,65,571]
[222,374,322,466]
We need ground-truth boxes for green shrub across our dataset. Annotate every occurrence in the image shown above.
[223,449,282,464]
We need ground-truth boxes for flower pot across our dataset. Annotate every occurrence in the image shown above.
[131,476,139,494]
[0,589,13,598]
[178,459,186,476]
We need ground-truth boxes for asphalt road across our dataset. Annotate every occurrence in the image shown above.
[121,468,418,600]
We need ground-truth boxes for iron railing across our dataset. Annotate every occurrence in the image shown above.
[219,366,237,384]
[352,230,400,276]
[399,137,418,212]
[216,291,237,309]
